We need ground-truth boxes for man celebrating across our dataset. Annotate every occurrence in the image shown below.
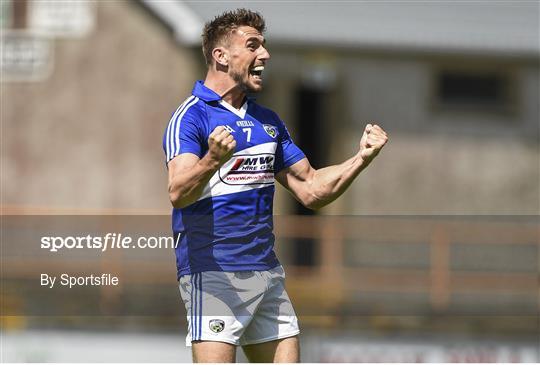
[163,9,387,363]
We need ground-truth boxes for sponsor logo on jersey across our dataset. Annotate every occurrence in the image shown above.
[219,153,275,185]
[263,124,278,138]
[209,319,225,333]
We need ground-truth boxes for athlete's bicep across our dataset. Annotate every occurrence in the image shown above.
[275,157,315,199]
[167,153,200,185]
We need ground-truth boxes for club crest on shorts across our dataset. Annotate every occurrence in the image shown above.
[209,319,225,333]
[263,124,278,138]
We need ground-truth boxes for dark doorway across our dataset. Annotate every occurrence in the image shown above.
[291,85,328,266]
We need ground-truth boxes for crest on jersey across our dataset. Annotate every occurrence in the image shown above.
[209,319,225,333]
[263,124,278,138]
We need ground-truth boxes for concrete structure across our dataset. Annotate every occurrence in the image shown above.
[3,0,538,215]
[3,1,200,212]
[2,3,538,354]
[164,0,539,215]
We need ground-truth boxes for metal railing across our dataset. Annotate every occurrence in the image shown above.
[1,214,538,330]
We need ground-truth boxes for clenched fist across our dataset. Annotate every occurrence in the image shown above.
[208,126,236,165]
[359,123,388,164]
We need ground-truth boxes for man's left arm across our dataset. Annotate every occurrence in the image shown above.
[275,123,388,210]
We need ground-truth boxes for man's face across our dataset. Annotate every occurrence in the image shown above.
[225,26,270,93]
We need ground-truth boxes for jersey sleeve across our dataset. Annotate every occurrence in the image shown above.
[274,119,305,173]
[163,99,205,163]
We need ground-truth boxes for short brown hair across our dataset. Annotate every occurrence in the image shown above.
[202,9,266,65]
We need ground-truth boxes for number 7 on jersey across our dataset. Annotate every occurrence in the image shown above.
[243,127,252,142]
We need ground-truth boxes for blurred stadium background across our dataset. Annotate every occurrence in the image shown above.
[1,0,538,362]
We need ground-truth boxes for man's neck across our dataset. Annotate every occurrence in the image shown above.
[204,72,246,109]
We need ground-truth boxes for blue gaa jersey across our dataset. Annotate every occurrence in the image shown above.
[163,81,305,279]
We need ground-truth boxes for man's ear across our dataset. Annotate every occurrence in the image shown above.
[212,47,228,66]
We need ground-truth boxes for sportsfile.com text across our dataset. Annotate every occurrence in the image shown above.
[40,233,180,252]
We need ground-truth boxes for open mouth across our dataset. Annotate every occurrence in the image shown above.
[250,65,264,77]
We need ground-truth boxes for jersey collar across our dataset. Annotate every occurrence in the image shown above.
[192,80,222,102]
[192,80,257,103]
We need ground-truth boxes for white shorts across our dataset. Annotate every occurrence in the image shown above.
[178,265,300,346]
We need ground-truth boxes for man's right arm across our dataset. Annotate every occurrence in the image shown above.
[168,126,236,209]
